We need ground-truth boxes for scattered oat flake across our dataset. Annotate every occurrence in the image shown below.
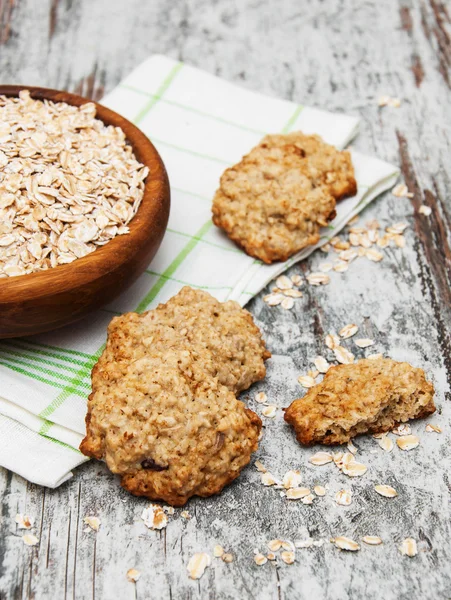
[397,435,420,450]
[286,487,311,500]
[334,346,355,365]
[378,435,394,452]
[419,205,432,216]
[15,514,34,529]
[314,356,330,373]
[335,490,352,506]
[339,249,358,262]
[268,539,283,551]
[426,423,442,433]
[295,538,314,548]
[355,338,374,348]
[347,440,358,455]
[255,460,267,473]
[262,405,277,418]
[290,274,303,286]
[319,262,333,272]
[261,472,278,486]
[387,222,408,234]
[332,537,360,551]
[392,423,411,436]
[367,352,383,360]
[307,272,330,286]
[339,324,358,339]
[22,534,39,547]
[301,494,314,505]
[333,261,349,273]
[214,545,225,558]
[394,234,406,248]
[276,275,293,290]
[283,288,303,298]
[309,452,333,466]
[254,553,267,566]
[362,536,383,546]
[222,553,233,563]
[181,510,191,520]
[126,568,141,583]
[264,293,284,306]
[141,505,167,530]
[375,484,397,498]
[255,391,267,404]
[308,369,319,379]
[187,553,211,579]
[342,461,367,477]
[84,516,101,531]
[282,470,303,489]
[366,248,384,262]
[399,538,417,557]
[164,506,175,515]
[314,485,326,497]
[325,334,340,349]
[266,552,277,561]
[298,375,316,388]
[280,551,295,565]
[281,297,294,310]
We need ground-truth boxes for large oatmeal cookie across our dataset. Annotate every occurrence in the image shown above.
[284,358,435,445]
[99,286,270,394]
[80,287,269,505]
[212,132,357,264]
[81,349,262,506]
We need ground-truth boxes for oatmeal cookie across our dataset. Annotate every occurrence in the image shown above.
[100,286,270,394]
[284,358,435,445]
[212,132,356,263]
[80,349,262,506]
[80,287,269,505]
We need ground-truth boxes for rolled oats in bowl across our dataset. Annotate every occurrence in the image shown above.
[0,90,148,278]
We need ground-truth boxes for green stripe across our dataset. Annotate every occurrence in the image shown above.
[39,433,83,455]
[135,220,213,313]
[0,355,91,390]
[172,187,210,202]
[166,228,241,253]
[2,340,97,368]
[11,339,97,360]
[145,269,232,291]
[0,347,90,376]
[133,62,183,125]
[122,83,266,136]
[38,346,103,420]
[0,361,87,397]
[150,137,230,165]
[281,104,304,133]
[38,419,53,436]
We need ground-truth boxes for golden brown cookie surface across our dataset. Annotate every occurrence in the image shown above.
[80,287,269,505]
[212,132,357,264]
[284,358,435,445]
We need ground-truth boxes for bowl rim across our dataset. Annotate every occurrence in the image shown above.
[0,84,170,301]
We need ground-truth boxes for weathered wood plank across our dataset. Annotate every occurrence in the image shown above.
[1,0,451,598]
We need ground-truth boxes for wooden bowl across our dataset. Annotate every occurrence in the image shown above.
[0,86,170,338]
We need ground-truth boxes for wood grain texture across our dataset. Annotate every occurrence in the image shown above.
[1,0,451,598]
[0,86,170,338]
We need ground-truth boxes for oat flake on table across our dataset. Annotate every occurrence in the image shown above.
[0,90,147,277]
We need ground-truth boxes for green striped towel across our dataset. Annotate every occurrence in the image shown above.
[0,55,399,487]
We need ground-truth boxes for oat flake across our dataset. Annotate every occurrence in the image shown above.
[399,538,417,557]
[339,324,358,339]
[325,333,340,349]
[267,539,283,552]
[397,435,420,451]
[84,516,101,531]
[309,452,333,466]
[262,405,277,418]
[254,553,268,566]
[281,297,294,310]
[126,568,141,583]
[22,534,39,547]
[375,484,398,498]
[419,205,432,216]
[425,423,442,433]
[187,553,211,579]
[15,514,34,529]
[282,470,303,489]
[362,536,383,546]
[355,338,374,348]
[214,545,225,558]
[378,435,394,452]
[307,272,330,286]
[314,356,330,373]
[332,537,360,551]
[298,375,316,388]
[280,551,295,564]
[313,485,326,496]
[255,391,267,404]
[276,275,293,290]
[141,505,167,530]
[335,490,352,506]
[286,487,311,500]
[334,346,355,365]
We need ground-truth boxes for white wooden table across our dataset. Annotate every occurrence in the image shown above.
[1,0,450,598]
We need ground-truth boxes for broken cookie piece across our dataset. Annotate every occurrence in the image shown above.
[284,358,435,445]
[212,132,356,264]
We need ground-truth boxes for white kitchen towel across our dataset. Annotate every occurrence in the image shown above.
[0,55,399,488]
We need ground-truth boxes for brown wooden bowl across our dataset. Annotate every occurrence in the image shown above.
[0,85,170,338]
